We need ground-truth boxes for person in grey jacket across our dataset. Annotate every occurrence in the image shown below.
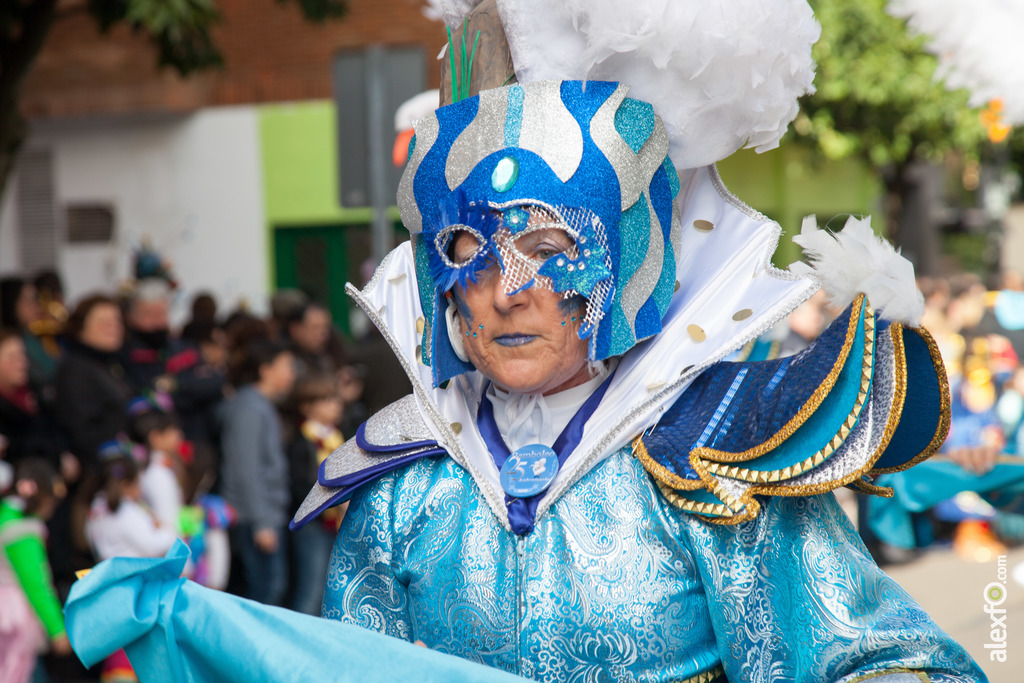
[220,338,295,605]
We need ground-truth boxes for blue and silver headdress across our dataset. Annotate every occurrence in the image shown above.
[400,80,682,386]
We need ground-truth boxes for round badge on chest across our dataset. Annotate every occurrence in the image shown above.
[499,444,559,498]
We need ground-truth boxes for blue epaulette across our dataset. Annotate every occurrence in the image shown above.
[635,294,949,524]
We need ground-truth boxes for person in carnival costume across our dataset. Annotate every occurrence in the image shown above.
[64,1,984,681]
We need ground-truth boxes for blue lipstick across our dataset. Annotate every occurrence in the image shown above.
[494,334,537,347]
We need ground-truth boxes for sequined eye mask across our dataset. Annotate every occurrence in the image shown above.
[424,193,615,341]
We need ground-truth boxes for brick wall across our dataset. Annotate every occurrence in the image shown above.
[22,0,446,119]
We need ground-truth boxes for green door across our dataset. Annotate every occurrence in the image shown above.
[273,225,359,334]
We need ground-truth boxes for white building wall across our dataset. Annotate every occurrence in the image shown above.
[0,106,269,326]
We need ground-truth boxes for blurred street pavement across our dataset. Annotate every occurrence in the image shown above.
[884,546,1024,683]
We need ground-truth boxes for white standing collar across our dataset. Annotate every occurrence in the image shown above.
[350,165,816,531]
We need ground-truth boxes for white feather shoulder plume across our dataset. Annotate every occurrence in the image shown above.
[789,215,925,326]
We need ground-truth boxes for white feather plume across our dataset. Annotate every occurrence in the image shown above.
[495,0,820,169]
[888,0,1024,124]
[421,0,484,28]
[789,215,924,326]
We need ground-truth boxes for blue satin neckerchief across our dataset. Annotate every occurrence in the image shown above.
[477,371,616,535]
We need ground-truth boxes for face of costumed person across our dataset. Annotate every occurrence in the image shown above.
[449,209,591,396]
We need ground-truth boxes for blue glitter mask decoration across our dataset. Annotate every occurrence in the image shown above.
[399,80,682,386]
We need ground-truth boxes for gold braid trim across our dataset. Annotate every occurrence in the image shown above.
[687,294,866,465]
[698,303,875,484]
[633,437,706,491]
[655,480,734,519]
[846,479,894,497]
[845,668,929,683]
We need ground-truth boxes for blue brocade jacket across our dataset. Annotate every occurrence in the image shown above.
[320,449,982,683]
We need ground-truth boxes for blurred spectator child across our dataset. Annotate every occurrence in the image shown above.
[129,400,233,590]
[130,402,187,533]
[287,374,347,615]
[85,451,176,561]
[85,451,176,683]
[0,458,71,683]
[220,339,295,606]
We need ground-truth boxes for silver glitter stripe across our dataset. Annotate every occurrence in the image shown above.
[345,282,513,530]
[636,114,670,189]
[589,84,639,210]
[517,80,584,183]
[398,114,440,234]
[445,87,510,192]
[668,196,683,262]
[620,192,664,328]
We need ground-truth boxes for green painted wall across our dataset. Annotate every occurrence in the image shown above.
[717,145,883,266]
[259,101,375,226]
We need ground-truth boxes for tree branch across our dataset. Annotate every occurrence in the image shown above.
[0,0,60,93]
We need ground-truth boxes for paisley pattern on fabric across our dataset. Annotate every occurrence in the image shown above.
[323,450,984,683]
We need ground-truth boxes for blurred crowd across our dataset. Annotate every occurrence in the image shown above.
[902,271,1024,560]
[780,271,1024,565]
[0,268,410,682]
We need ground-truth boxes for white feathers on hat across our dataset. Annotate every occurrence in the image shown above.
[498,0,820,170]
[789,216,925,326]
[888,0,1024,123]
[422,0,485,28]
[421,0,820,169]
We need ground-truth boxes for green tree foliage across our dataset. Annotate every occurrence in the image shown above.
[0,0,348,202]
[788,0,989,273]
[794,0,985,172]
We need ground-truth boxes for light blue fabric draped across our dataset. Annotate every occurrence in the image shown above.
[64,540,527,683]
